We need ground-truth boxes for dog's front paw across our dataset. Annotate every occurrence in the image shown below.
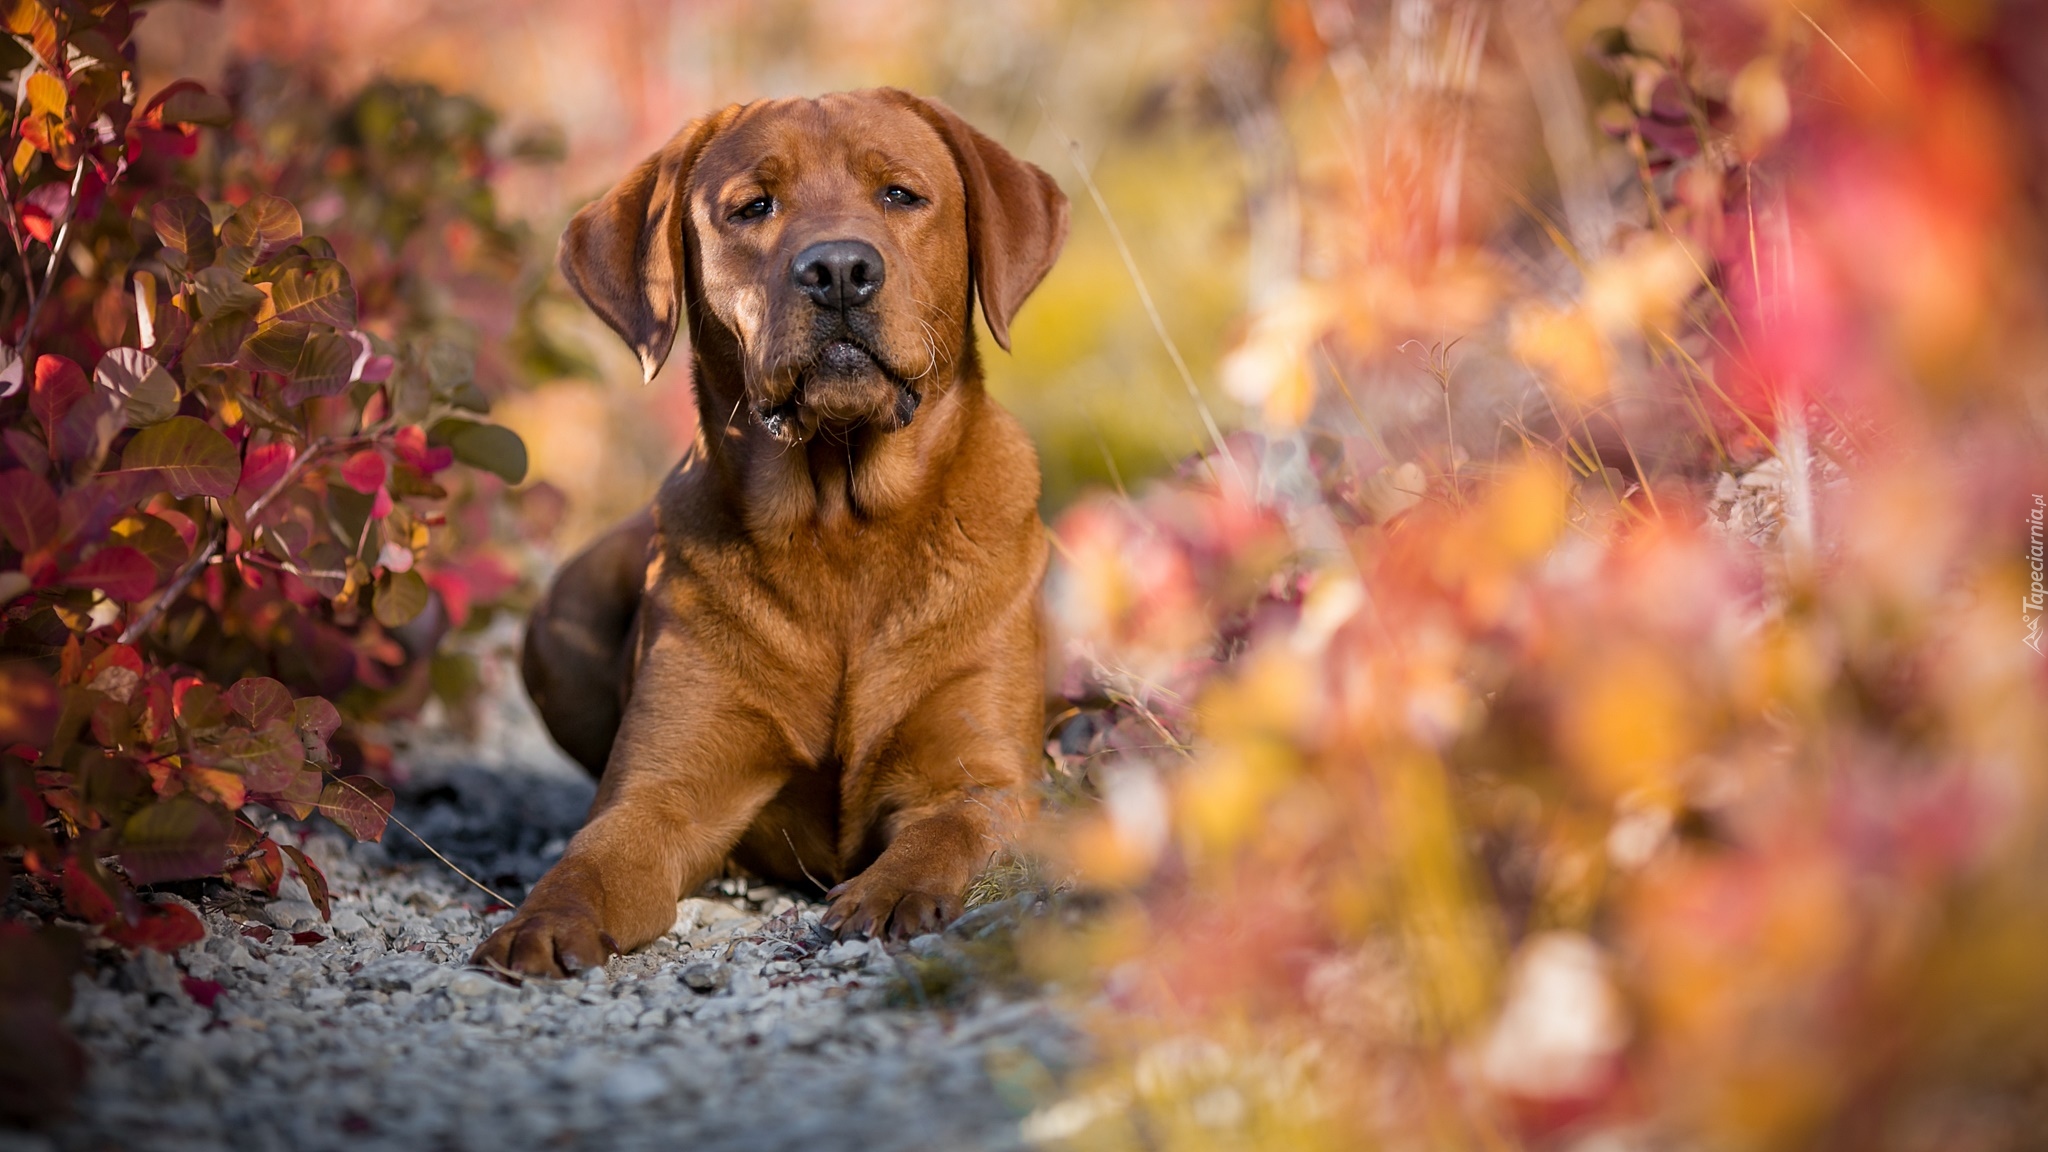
[470,902,617,980]
[819,872,962,941]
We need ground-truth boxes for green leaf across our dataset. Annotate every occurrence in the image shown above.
[280,333,359,405]
[119,416,239,499]
[95,348,180,428]
[184,312,257,369]
[433,420,527,485]
[119,795,230,885]
[239,324,360,405]
[236,320,313,376]
[150,197,216,273]
[218,195,302,263]
[373,569,429,628]
[192,266,265,320]
[269,259,356,328]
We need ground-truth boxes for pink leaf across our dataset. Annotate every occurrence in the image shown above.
[60,546,158,601]
[237,441,296,502]
[179,976,224,1008]
[340,450,386,495]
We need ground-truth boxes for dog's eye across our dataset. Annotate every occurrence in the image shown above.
[730,196,774,222]
[881,185,924,208]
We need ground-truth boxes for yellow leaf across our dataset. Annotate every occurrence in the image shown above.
[24,71,64,118]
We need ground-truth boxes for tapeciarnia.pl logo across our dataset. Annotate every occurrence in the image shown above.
[2027,494,2045,655]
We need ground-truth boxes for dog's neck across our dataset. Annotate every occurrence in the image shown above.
[690,348,981,541]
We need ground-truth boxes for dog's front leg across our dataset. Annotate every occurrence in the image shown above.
[820,794,1013,941]
[474,638,790,978]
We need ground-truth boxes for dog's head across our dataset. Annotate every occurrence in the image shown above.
[559,89,1067,442]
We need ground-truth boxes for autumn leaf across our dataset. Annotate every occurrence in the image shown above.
[95,348,181,428]
[117,796,229,886]
[150,197,217,273]
[269,260,357,328]
[225,676,292,727]
[316,775,393,842]
[280,844,331,921]
[118,416,239,499]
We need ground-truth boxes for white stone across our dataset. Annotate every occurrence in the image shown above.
[448,971,502,999]
[599,1062,667,1107]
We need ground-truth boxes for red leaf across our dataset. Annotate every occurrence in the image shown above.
[361,355,395,383]
[84,643,144,684]
[236,441,295,502]
[173,677,229,731]
[214,719,304,793]
[251,765,323,821]
[104,901,205,951]
[340,450,386,495]
[179,976,224,1008]
[292,696,341,743]
[29,356,87,433]
[225,676,292,727]
[0,469,58,553]
[17,181,67,245]
[60,861,126,925]
[226,834,283,897]
[279,844,331,921]
[368,485,393,520]
[240,924,273,942]
[289,930,326,946]
[60,546,157,601]
[316,775,393,842]
[394,425,453,474]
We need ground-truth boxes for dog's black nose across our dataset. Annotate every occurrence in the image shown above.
[792,240,884,311]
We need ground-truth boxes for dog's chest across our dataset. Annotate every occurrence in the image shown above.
[673,511,1021,762]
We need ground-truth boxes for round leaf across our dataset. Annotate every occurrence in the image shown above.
[437,420,528,485]
[218,195,302,263]
[316,775,393,842]
[150,197,216,273]
[95,348,180,428]
[373,569,429,628]
[269,259,357,328]
[118,794,230,885]
[119,416,238,499]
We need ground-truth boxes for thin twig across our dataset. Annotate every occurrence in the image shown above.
[118,520,221,644]
[326,771,513,908]
[1040,107,1245,492]
[781,828,830,896]
[18,161,90,355]
[1790,5,1880,93]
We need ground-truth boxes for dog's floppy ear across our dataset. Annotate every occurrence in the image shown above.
[558,110,735,383]
[901,94,1069,352]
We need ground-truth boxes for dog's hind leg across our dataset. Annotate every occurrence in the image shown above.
[521,510,655,776]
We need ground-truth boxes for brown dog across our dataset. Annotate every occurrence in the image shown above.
[472,90,1068,978]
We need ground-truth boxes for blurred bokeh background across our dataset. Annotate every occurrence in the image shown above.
[137,0,1309,544]
[92,1,2048,1148]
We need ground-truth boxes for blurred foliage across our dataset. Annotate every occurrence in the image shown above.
[1028,1,2048,1150]
[0,0,582,1123]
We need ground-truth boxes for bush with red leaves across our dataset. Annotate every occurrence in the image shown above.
[0,1,542,1123]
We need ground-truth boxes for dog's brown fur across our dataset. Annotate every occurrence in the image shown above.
[473,90,1068,978]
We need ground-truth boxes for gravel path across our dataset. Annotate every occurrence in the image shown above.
[35,635,1078,1152]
